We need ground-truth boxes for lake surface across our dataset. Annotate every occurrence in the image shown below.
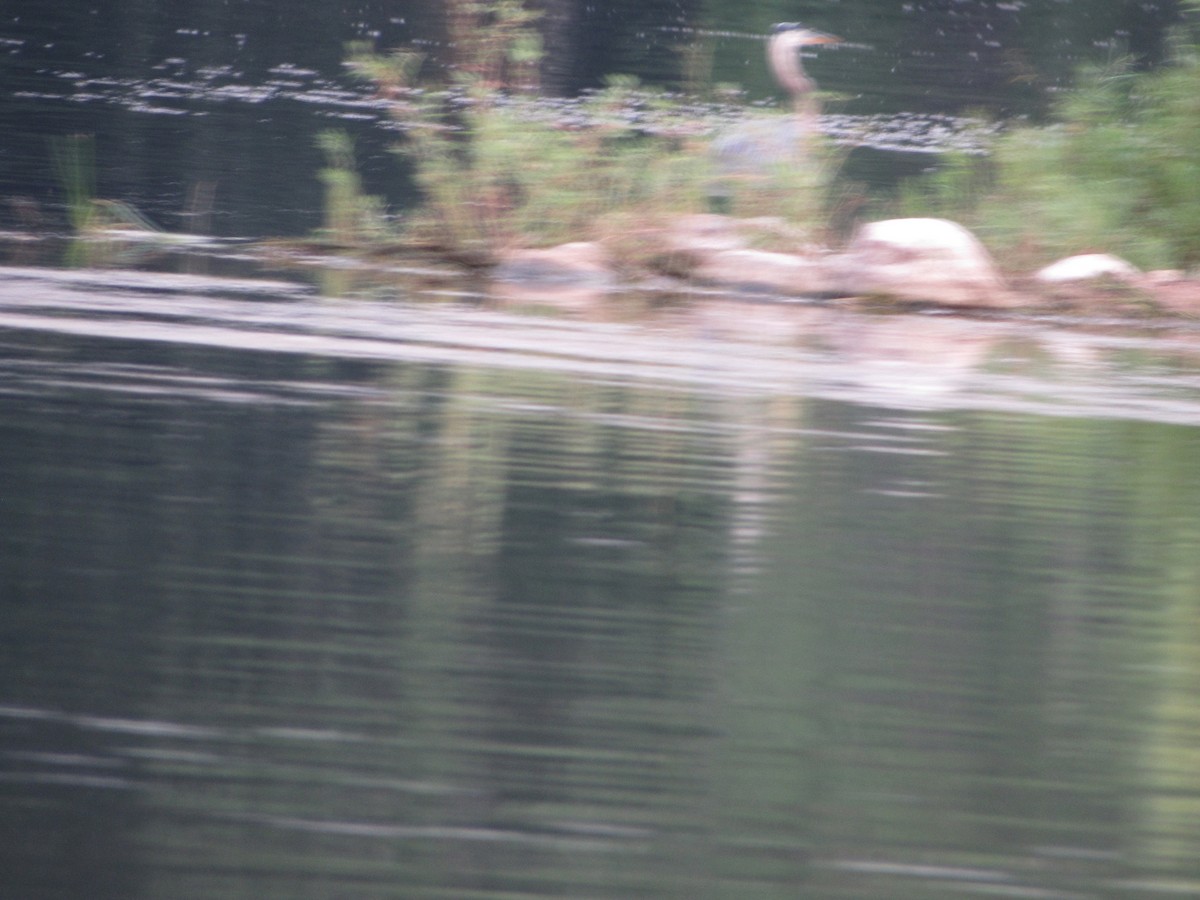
[3,266,1200,898]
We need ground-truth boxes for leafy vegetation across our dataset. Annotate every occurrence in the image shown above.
[342,0,1195,279]
[898,28,1200,271]
[316,131,391,246]
[330,0,838,266]
[390,85,720,261]
[50,134,97,233]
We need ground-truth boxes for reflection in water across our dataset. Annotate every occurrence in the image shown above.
[2,274,1200,898]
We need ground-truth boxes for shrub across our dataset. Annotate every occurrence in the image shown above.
[899,31,1200,271]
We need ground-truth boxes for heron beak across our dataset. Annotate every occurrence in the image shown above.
[770,22,844,45]
[803,30,842,46]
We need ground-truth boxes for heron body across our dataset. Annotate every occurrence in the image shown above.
[710,116,809,175]
[709,23,841,210]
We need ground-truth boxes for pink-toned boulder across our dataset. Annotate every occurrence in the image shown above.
[662,214,748,256]
[492,242,614,287]
[833,218,1014,307]
[653,214,830,294]
[692,248,833,296]
[1142,270,1200,316]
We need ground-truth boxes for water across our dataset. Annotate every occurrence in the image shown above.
[2,2,1198,896]
[3,267,1200,898]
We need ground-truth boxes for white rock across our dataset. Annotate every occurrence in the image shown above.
[1034,253,1141,284]
[834,218,1013,307]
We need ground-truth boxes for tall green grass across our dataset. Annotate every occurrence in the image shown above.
[316,131,390,245]
[50,134,96,232]
[898,30,1200,271]
[396,84,717,259]
[340,1,838,265]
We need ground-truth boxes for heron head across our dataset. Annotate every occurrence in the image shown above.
[766,23,841,107]
[769,22,842,47]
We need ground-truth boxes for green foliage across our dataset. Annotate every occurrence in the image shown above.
[444,0,543,88]
[898,36,1200,270]
[678,39,715,97]
[345,44,426,100]
[316,131,391,245]
[336,1,838,265]
[333,0,840,267]
[346,13,715,262]
[51,135,164,241]
[395,85,712,261]
[50,134,97,232]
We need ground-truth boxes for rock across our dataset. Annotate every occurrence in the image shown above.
[663,214,748,255]
[1029,254,1161,315]
[661,214,814,255]
[1145,269,1187,286]
[692,248,833,296]
[646,214,827,293]
[1141,270,1200,317]
[1034,253,1141,284]
[492,242,614,287]
[833,218,1014,307]
[488,281,615,314]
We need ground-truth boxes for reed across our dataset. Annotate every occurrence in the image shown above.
[316,131,389,246]
[50,134,96,232]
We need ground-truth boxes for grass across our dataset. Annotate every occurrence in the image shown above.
[339,77,838,266]
[339,8,840,268]
[397,86,715,258]
[50,134,97,232]
[316,131,391,246]
[896,28,1200,272]
[51,134,166,239]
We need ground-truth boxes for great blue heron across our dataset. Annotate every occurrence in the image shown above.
[709,23,842,211]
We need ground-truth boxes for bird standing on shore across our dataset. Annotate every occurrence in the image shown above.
[709,23,842,211]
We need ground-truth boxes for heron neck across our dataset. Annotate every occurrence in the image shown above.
[794,90,820,124]
[768,36,814,98]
